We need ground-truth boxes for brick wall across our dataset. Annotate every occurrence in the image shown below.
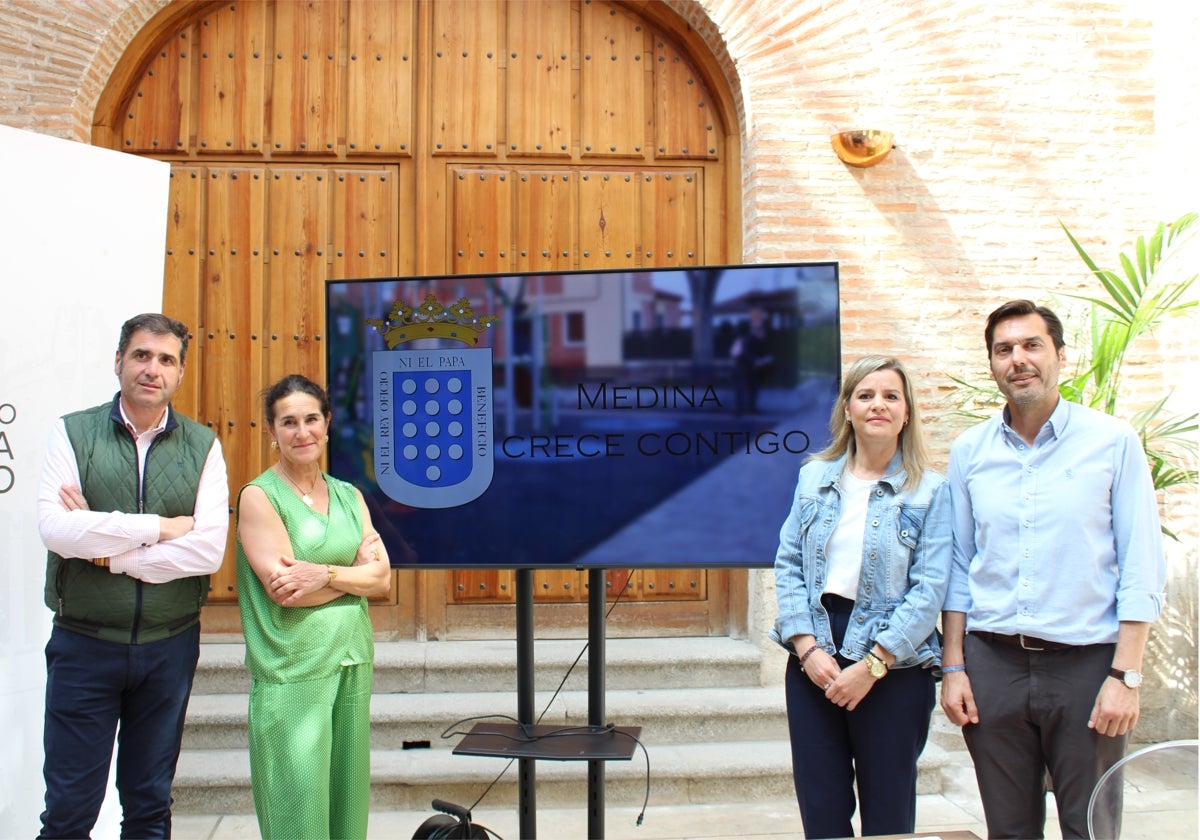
[690,0,1171,433]
[1,0,1188,450]
[2,0,1195,735]
[0,0,168,140]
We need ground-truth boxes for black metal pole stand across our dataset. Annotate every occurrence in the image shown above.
[516,568,536,839]
[513,568,611,839]
[587,567,606,839]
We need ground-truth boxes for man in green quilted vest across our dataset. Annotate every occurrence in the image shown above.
[36,313,229,839]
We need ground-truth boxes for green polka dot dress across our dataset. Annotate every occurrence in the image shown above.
[236,469,375,839]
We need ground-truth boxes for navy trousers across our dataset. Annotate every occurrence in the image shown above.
[39,623,200,840]
[784,597,936,839]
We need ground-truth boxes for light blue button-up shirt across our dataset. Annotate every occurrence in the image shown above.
[945,397,1165,645]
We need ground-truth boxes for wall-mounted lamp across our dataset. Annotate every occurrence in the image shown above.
[831,130,894,167]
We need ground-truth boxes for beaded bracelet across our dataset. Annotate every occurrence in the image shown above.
[797,644,820,670]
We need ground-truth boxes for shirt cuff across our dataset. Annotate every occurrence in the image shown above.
[942,596,971,614]
[1115,590,1166,623]
[107,516,161,578]
[108,549,138,577]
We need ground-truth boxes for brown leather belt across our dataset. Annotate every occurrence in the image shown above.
[971,631,1075,652]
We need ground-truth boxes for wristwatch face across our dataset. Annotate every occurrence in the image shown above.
[865,653,887,678]
[1123,670,1143,688]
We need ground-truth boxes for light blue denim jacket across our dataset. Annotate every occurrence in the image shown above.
[770,452,952,669]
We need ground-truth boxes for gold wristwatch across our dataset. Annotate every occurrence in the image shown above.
[863,651,889,679]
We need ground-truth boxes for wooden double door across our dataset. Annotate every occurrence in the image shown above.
[93,0,741,639]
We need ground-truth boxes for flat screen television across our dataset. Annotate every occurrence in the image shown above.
[326,263,840,569]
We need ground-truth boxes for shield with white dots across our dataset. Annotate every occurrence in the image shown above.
[372,348,494,508]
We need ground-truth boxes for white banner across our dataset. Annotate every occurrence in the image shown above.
[0,124,169,839]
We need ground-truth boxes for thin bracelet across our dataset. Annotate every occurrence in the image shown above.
[797,644,820,670]
[326,565,337,588]
[941,664,967,673]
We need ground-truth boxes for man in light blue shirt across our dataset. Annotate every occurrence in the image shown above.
[940,300,1165,839]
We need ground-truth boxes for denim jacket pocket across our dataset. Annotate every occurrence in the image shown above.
[897,504,927,551]
[793,497,821,532]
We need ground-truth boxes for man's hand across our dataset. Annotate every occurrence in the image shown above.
[158,515,196,541]
[940,671,980,726]
[58,485,110,566]
[1091,622,1151,736]
[59,482,195,543]
[1089,677,1140,736]
[58,484,89,512]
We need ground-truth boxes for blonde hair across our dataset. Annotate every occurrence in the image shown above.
[809,355,931,493]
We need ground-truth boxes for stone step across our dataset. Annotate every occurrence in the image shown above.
[192,636,767,695]
[182,685,790,751]
[173,739,955,815]
[928,703,970,753]
[179,637,972,819]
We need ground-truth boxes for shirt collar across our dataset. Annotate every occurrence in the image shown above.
[999,395,1070,445]
[1046,396,1071,437]
[820,450,906,491]
[118,399,169,437]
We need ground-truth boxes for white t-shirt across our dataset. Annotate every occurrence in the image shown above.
[822,466,873,600]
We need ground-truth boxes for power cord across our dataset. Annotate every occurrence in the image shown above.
[440,716,651,827]
[438,571,651,828]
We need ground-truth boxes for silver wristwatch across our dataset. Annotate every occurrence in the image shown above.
[1108,667,1142,689]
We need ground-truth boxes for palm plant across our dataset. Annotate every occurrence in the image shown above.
[946,212,1198,539]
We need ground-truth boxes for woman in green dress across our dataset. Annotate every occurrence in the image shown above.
[236,374,391,839]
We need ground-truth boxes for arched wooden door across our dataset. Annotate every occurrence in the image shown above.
[93,0,742,639]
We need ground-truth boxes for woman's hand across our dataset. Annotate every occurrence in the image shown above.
[268,555,330,606]
[353,532,384,566]
[825,660,878,710]
[801,647,843,696]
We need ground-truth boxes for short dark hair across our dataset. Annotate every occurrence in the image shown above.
[984,300,1065,358]
[263,374,331,425]
[118,313,190,365]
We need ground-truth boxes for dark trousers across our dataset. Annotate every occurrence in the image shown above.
[962,633,1126,840]
[39,623,201,840]
[784,597,936,839]
[734,369,759,414]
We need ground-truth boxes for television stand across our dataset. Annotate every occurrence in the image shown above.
[450,568,632,839]
[453,721,642,761]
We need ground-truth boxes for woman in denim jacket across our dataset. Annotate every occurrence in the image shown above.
[771,355,951,839]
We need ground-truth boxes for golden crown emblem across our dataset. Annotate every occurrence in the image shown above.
[367,294,499,348]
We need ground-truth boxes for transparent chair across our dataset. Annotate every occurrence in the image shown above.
[1087,739,1198,839]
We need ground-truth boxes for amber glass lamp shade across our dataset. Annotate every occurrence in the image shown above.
[831,130,894,167]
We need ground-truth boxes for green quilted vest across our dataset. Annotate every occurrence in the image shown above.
[44,396,216,644]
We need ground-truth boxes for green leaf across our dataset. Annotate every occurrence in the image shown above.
[954,214,1199,542]
[1165,212,1198,246]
